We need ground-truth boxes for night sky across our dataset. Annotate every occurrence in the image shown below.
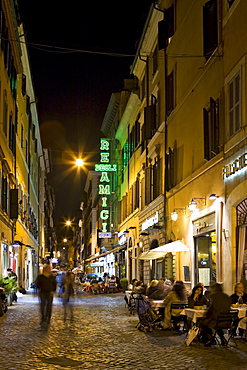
[18,0,151,224]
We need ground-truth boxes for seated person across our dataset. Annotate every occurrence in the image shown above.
[197,283,231,346]
[146,280,158,297]
[230,282,247,305]
[127,278,138,291]
[163,283,188,330]
[133,280,146,294]
[188,284,209,308]
[149,281,168,300]
[230,282,247,337]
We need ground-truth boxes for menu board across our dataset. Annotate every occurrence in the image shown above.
[198,268,210,286]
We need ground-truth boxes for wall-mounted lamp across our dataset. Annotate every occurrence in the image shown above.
[209,194,219,200]
[171,208,186,221]
[188,197,206,211]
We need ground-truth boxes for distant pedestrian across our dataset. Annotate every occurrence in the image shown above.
[35,264,57,329]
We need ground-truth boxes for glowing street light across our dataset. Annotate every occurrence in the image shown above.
[75,158,84,167]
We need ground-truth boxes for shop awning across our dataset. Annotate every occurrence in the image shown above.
[85,244,127,263]
[138,240,189,260]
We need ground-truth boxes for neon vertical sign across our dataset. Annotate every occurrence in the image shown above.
[95,139,117,235]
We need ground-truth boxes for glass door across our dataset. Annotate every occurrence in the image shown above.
[195,232,216,288]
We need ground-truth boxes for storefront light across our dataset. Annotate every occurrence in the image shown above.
[188,200,197,211]
[171,211,178,221]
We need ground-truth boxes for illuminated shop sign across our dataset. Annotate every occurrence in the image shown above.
[95,139,117,236]
[142,211,159,231]
[222,152,247,180]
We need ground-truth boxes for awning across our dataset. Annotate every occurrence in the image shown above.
[85,244,126,263]
[138,240,189,260]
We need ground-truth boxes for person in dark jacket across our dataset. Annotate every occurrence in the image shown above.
[198,283,231,346]
[36,264,57,329]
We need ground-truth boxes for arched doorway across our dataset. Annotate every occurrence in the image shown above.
[236,199,247,288]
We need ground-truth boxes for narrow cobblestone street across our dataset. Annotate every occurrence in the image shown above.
[1,291,247,370]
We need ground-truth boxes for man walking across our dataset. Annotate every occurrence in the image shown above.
[35,264,57,329]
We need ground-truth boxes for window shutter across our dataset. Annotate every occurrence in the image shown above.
[203,108,210,160]
[158,5,174,50]
[166,70,174,115]
[143,105,156,140]
[145,166,152,205]
[165,147,174,191]
[158,19,167,50]
[10,188,18,220]
[203,0,218,58]
[210,97,219,155]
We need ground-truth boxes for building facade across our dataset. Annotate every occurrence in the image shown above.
[0,0,52,288]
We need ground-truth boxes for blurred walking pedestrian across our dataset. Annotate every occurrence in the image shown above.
[63,271,75,322]
[35,264,57,329]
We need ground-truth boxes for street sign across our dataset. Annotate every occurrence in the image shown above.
[98,232,112,238]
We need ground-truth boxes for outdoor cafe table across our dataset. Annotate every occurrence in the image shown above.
[151,300,166,308]
[180,308,207,324]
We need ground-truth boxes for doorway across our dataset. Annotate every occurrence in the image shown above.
[195,231,216,287]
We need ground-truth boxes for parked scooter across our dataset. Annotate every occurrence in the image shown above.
[0,286,8,316]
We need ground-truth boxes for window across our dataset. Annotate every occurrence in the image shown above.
[203,0,218,58]
[203,97,220,160]
[228,70,241,137]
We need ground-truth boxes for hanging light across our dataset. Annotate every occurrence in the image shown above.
[171,211,178,221]
[188,200,197,211]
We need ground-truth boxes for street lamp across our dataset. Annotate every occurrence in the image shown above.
[75,158,84,167]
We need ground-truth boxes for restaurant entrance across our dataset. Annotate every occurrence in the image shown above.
[194,231,217,288]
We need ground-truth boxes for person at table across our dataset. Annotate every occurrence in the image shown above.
[188,284,209,308]
[146,280,158,297]
[197,282,231,346]
[175,280,190,297]
[230,282,247,305]
[127,278,138,291]
[163,282,188,330]
[149,281,168,300]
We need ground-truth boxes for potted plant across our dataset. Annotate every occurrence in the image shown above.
[0,275,18,305]
[120,278,128,292]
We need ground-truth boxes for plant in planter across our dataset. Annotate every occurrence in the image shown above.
[0,275,18,305]
[120,278,128,292]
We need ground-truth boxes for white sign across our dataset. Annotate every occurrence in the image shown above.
[142,211,159,231]
[99,232,112,238]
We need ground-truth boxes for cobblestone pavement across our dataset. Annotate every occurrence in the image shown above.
[1,291,247,370]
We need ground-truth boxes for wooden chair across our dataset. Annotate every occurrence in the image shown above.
[170,302,188,331]
[212,310,239,346]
